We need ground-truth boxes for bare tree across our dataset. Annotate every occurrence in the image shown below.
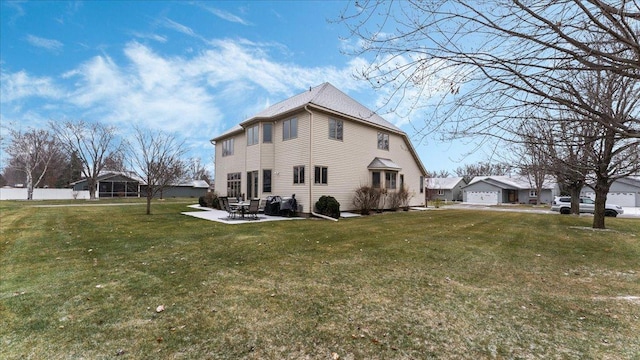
[50,120,122,200]
[4,128,59,200]
[425,169,451,178]
[512,122,552,205]
[580,70,640,228]
[339,1,640,140]
[186,157,212,183]
[454,162,511,184]
[525,115,592,214]
[127,127,187,215]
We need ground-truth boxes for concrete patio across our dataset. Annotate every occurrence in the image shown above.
[181,204,306,225]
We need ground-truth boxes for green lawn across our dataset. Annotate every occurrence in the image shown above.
[1,200,639,359]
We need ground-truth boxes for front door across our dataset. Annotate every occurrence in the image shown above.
[247,171,259,200]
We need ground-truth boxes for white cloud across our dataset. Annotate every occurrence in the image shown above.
[132,31,168,43]
[0,70,62,102]
[25,34,64,52]
[163,18,198,38]
[203,6,251,26]
[1,37,388,171]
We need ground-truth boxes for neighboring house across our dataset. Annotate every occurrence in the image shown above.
[71,172,141,198]
[462,175,559,205]
[211,82,427,214]
[581,176,640,207]
[141,179,210,198]
[425,177,466,202]
[71,171,209,199]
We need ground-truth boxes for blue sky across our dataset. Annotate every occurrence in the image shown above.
[1,1,488,176]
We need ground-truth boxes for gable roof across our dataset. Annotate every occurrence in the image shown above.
[466,175,556,190]
[212,83,402,141]
[425,177,466,190]
[211,83,427,176]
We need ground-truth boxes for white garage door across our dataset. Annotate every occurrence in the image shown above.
[583,191,635,207]
[466,191,498,205]
[606,193,636,207]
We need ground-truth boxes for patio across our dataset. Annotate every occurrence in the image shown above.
[181,205,306,225]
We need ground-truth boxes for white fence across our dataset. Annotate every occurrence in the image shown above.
[0,188,91,200]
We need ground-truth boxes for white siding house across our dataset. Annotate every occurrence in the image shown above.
[211,83,427,214]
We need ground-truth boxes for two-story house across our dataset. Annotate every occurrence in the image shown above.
[211,83,427,215]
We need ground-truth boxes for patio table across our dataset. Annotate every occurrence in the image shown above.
[229,201,250,218]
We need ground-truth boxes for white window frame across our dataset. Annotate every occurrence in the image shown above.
[293,165,305,184]
[377,132,389,150]
[222,138,234,157]
[328,118,343,141]
[314,166,328,185]
[247,125,259,146]
[385,171,397,189]
[263,123,273,143]
[283,118,298,141]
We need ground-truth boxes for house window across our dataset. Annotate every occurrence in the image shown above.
[263,123,272,143]
[385,171,397,189]
[529,190,537,197]
[293,165,305,184]
[419,176,424,193]
[283,118,298,141]
[377,132,389,150]
[314,166,328,185]
[222,138,234,156]
[329,118,343,140]
[372,171,381,189]
[263,169,272,193]
[437,189,445,195]
[227,172,241,197]
[247,125,259,146]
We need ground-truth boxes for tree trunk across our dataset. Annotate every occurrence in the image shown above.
[26,172,34,200]
[592,179,609,229]
[568,185,582,215]
[88,178,97,200]
[146,195,152,215]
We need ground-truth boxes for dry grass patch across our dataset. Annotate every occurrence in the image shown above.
[1,200,639,359]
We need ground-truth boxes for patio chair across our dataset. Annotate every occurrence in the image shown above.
[247,198,260,219]
[220,197,237,219]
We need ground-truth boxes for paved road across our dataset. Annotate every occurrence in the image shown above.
[444,203,640,218]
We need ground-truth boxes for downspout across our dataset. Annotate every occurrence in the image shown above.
[304,105,338,221]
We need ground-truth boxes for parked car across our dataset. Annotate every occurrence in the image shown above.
[550,196,624,217]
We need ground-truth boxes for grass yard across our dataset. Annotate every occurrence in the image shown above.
[1,200,639,359]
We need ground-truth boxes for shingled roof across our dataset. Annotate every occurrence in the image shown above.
[212,83,403,141]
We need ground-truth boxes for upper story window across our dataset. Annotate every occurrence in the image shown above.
[419,176,424,193]
[263,123,273,143]
[222,138,234,156]
[329,118,343,141]
[247,125,259,146]
[377,132,389,150]
[283,118,298,141]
